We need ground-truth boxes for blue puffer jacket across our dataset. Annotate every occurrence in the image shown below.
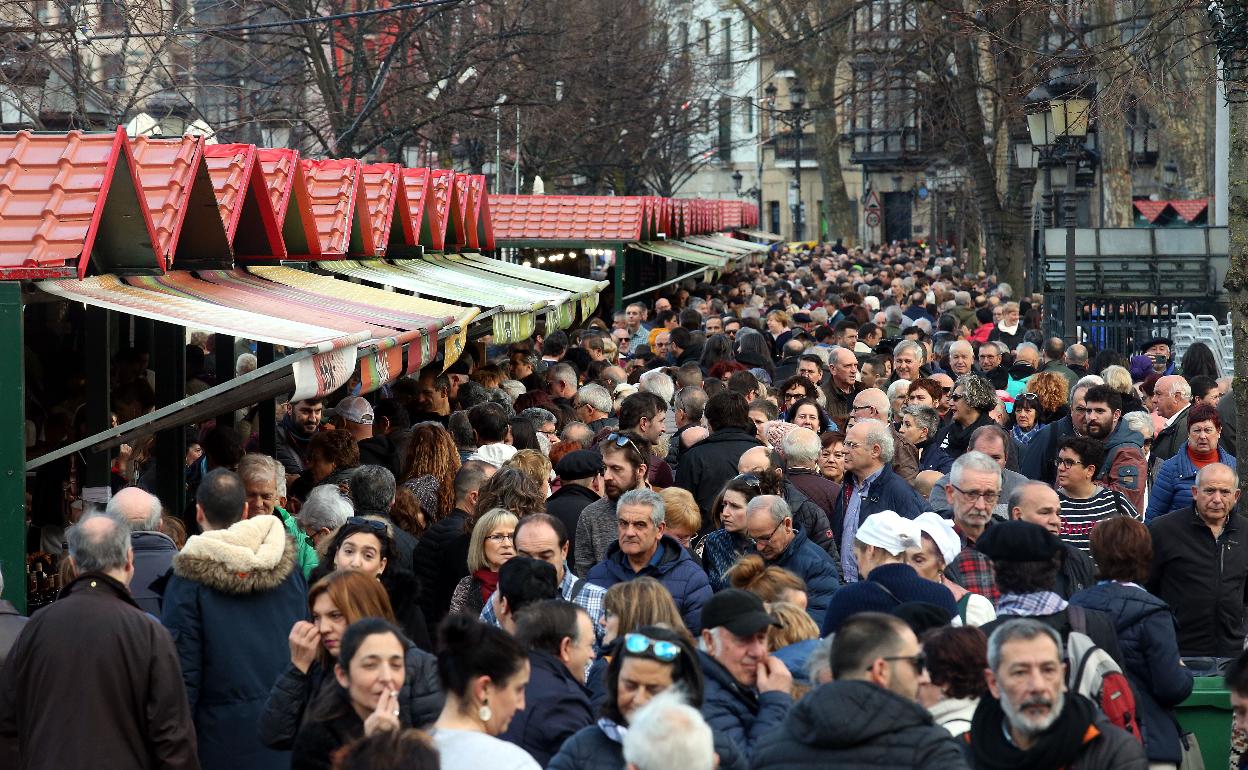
[1146,443,1237,521]
[587,535,713,634]
[697,650,792,761]
[767,528,841,627]
[1069,581,1194,763]
[548,718,747,770]
[499,650,593,766]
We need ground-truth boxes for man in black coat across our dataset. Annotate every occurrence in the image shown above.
[500,600,595,766]
[674,391,764,529]
[1007,481,1095,599]
[0,514,199,769]
[752,612,968,768]
[1148,463,1248,657]
[546,451,604,558]
[413,460,495,625]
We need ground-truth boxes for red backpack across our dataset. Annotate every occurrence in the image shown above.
[1067,605,1143,742]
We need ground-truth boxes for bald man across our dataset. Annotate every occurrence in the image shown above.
[849,388,919,483]
[105,487,175,614]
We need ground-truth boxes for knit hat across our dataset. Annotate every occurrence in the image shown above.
[914,511,961,566]
[854,510,922,555]
[1129,355,1154,383]
[763,420,798,452]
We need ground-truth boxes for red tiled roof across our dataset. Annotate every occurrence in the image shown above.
[360,163,401,255]
[1132,200,1168,223]
[258,148,319,257]
[256,148,299,222]
[129,135,202,266]
[449,173,473,249]
[0,127,161,278]
[301,158,369,257]
[1171,198,1209,222]
[490,195,647,242]
[203,144,286,259]
[426,169,454,252]
[467,175,494,251]
[398,167,428,252]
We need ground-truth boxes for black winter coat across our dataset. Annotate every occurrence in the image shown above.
[751,680,970,769]
[699,650,792,760]
[1021,415,1076,486]
[548,720,747,770]
[546,483,600,557]
[674,427,764,528]
[413,509,471,625]
[1148,507,1248,657]
[1070,582,1194,763]
[1056,543,1096,599]
[784,480,839,562]
[258,639,443,750]
[289,709,361,770]
[499,651,593,766]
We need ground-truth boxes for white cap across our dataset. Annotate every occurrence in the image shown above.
[914,511,961,565]
[854,510,922,555]
[863,295,880,312]
[467,442,517,468]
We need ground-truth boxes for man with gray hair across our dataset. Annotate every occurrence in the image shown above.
[297,485,354,548]
[1150,374,1192,475]
[0,514,198,767]
[832,419,927,582]
[574,383,617,434]
[745,495,840,626]
[623,692,716,770]
[940,451,1004,603]
[849,387,919,481]
[239,453,318,578]
[585,488,712,633]
[668,386,708,467]
[349,464,417,575]
[106,486,175,615]
[783,426,842,520]
[947,339,975,377]
[966,619,1145,767]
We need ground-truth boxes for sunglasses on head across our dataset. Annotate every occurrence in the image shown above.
[623,633,682,662]
[607,432,645,458]
[732,473,762,488]
[345,517,389,535]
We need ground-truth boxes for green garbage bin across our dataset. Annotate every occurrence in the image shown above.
[1176,675,1234,769]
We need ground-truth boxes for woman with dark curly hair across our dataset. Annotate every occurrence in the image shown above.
[918,625,988,738]
[1025,370,1070,423]
[398,423,461,523]
[473,466,547,521]
[1180,341,1221,380]
[933,374,997,459]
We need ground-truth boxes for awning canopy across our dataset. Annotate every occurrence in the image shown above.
[631,241,726,269]
[735,228,783,243]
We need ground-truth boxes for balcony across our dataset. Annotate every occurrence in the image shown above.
[772,133,818,167]
[848,127,925,168]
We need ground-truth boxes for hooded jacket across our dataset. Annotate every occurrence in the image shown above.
[499,651,593,766]
[586,535,713,634]
[751,680,969,769]
[698,650,792,760]
[766,527,841,627]
[1070,582,1194,763]
[161,515,308,770]
[1095,417,1147,513]
[674,427,764,528]
[1147,442,1237,521]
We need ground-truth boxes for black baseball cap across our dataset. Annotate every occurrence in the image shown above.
[699,589,779,637]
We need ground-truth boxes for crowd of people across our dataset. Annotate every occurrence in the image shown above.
[2,240,1247,770]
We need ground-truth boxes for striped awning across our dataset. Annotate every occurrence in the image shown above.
[735,228,783,243]
[451,251,609,325]
[631,240,727,269]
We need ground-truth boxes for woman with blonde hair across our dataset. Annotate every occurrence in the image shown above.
[1101,364,1148,414]
[660,486,701,550]
[503,449,553,498]
[585,577,692,706]
[260,571,443,750]
[447,508,517,617]
[727,553,808,610]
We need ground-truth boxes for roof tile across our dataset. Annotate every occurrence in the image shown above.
[301,158,361,256]
[129,135,203,265]
[360,163,400,254]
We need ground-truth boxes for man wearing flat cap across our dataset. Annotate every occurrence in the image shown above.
[546,450,604,558]
[696,589,794,762]
[976,521,1124,662]
[1141,336,1175,376]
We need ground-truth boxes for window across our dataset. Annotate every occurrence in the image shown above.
[100,0,125,30]
[745,19,754,51]
[101,53,125,93]
[742,96,754,133]
[769,201,781,234]
[717,97,732,160]
[679,22,689,52]
[719,18,732,79]
[701,99,712,131]
[702,20,711,56]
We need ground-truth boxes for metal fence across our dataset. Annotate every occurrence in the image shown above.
[1043,297,1228,355]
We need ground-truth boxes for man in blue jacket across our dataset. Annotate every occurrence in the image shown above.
[162,469,307,770]
[696,589,794,763]
[586,488,713,633]
[744,495,840,626]
[831,419,927,582]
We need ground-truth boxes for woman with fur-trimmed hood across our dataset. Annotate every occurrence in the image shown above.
[161,469,308,770]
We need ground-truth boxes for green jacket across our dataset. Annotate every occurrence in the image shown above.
[275,506,318,579]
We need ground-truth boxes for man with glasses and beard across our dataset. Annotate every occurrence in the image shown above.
[1076,385,1147,513]
[966,619,1145,769]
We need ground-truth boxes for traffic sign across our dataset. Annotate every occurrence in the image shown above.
[864,190,882,213]
[865,211,881,228]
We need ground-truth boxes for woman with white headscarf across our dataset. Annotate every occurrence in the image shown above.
[907,512,996,627]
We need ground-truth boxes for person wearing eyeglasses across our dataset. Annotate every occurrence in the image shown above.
[939,451,1004,604]
[549,625,747,770]
[1053,436,1138,555]
[161,469,309,770]
[964,619,1145,770]
[742,496,840,627]
[448,508,518,619]
[752,612,968,769]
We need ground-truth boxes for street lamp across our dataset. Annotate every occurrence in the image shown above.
[788,81,807,241]
[1163,161,1179,193]
[1028,67,1093,345]
[731,169,743,195]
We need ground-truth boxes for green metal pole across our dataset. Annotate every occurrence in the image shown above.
[0,283,26,614]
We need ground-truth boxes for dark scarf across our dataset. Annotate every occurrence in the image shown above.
[969,692,1097,770]
[473,568,500,605]
[944,412,993,456]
